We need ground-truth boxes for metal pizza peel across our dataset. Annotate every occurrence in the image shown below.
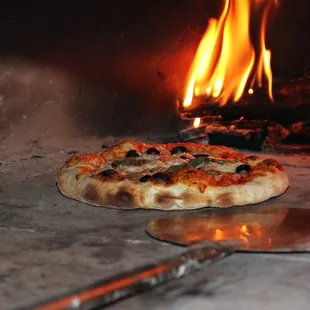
[23,206,310,310]
[146,205,310,252]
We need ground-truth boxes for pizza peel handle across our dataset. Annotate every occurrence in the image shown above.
[24,245,230,310]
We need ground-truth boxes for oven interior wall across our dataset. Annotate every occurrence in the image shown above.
[0,0,309,158]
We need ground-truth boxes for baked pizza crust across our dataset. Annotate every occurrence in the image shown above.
[57,141,289,210]
[57,166,288,210]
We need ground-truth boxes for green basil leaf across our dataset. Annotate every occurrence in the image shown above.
[189,157,226,167]
[188,158,208,168]
[112,158,146,168]
[210,159,226,165]
[166,164,187,173]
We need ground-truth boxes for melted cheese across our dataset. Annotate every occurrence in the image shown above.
[102,152,244,180]
[201,160,241,173]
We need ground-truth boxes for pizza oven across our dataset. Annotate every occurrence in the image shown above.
[1,1,310,158]
[1,1,310,160]
[1,1,310,309]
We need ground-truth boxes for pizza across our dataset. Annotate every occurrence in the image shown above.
[56,140,289,210]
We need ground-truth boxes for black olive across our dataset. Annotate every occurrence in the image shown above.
[126,150,140,158]
[194,153,209,158]
[100,169,118,177]
[139,175,151,182]
[151,172,171,183]
[146,147,160,155]
[171,146,188,155]
[236,164,251,173]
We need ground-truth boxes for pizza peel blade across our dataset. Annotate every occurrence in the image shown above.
[146,205,310,252]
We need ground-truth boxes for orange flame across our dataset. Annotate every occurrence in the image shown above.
[193,117,201,128]
[183,0,277,108]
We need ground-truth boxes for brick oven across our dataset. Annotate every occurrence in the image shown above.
[1,1,310,309]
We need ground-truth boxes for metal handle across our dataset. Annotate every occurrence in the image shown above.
[24,245,230,310]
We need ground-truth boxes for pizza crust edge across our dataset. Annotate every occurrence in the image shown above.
[57,164,289,210]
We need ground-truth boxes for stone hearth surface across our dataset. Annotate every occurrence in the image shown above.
[1,139,310,309]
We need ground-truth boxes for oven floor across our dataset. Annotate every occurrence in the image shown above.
[1,146,310,309]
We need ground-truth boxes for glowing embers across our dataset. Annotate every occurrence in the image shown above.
[183,0,277,109]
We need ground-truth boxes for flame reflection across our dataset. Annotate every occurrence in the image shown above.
[147,206,295,251]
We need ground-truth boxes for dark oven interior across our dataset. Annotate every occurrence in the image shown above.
[1,0,310,159]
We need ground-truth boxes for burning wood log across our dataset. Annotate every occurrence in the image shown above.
[276,77,310,108]
[289,121,310,141]
[179,119,289,151]
[179,77,310,123]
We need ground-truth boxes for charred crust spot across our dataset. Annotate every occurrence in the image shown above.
[151,172,172,185]
[216,192,234,207]
[155,192,178,206]
[76,174,83,180]
[96,169,124,181]
[263,159,274,166]
[263,159,277,166]
[84,185,100,204]
[180,193,197,205]
[116,190,133,205]
[245,156,259,161]
[263,158,284,171]
[104,188,135,208]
